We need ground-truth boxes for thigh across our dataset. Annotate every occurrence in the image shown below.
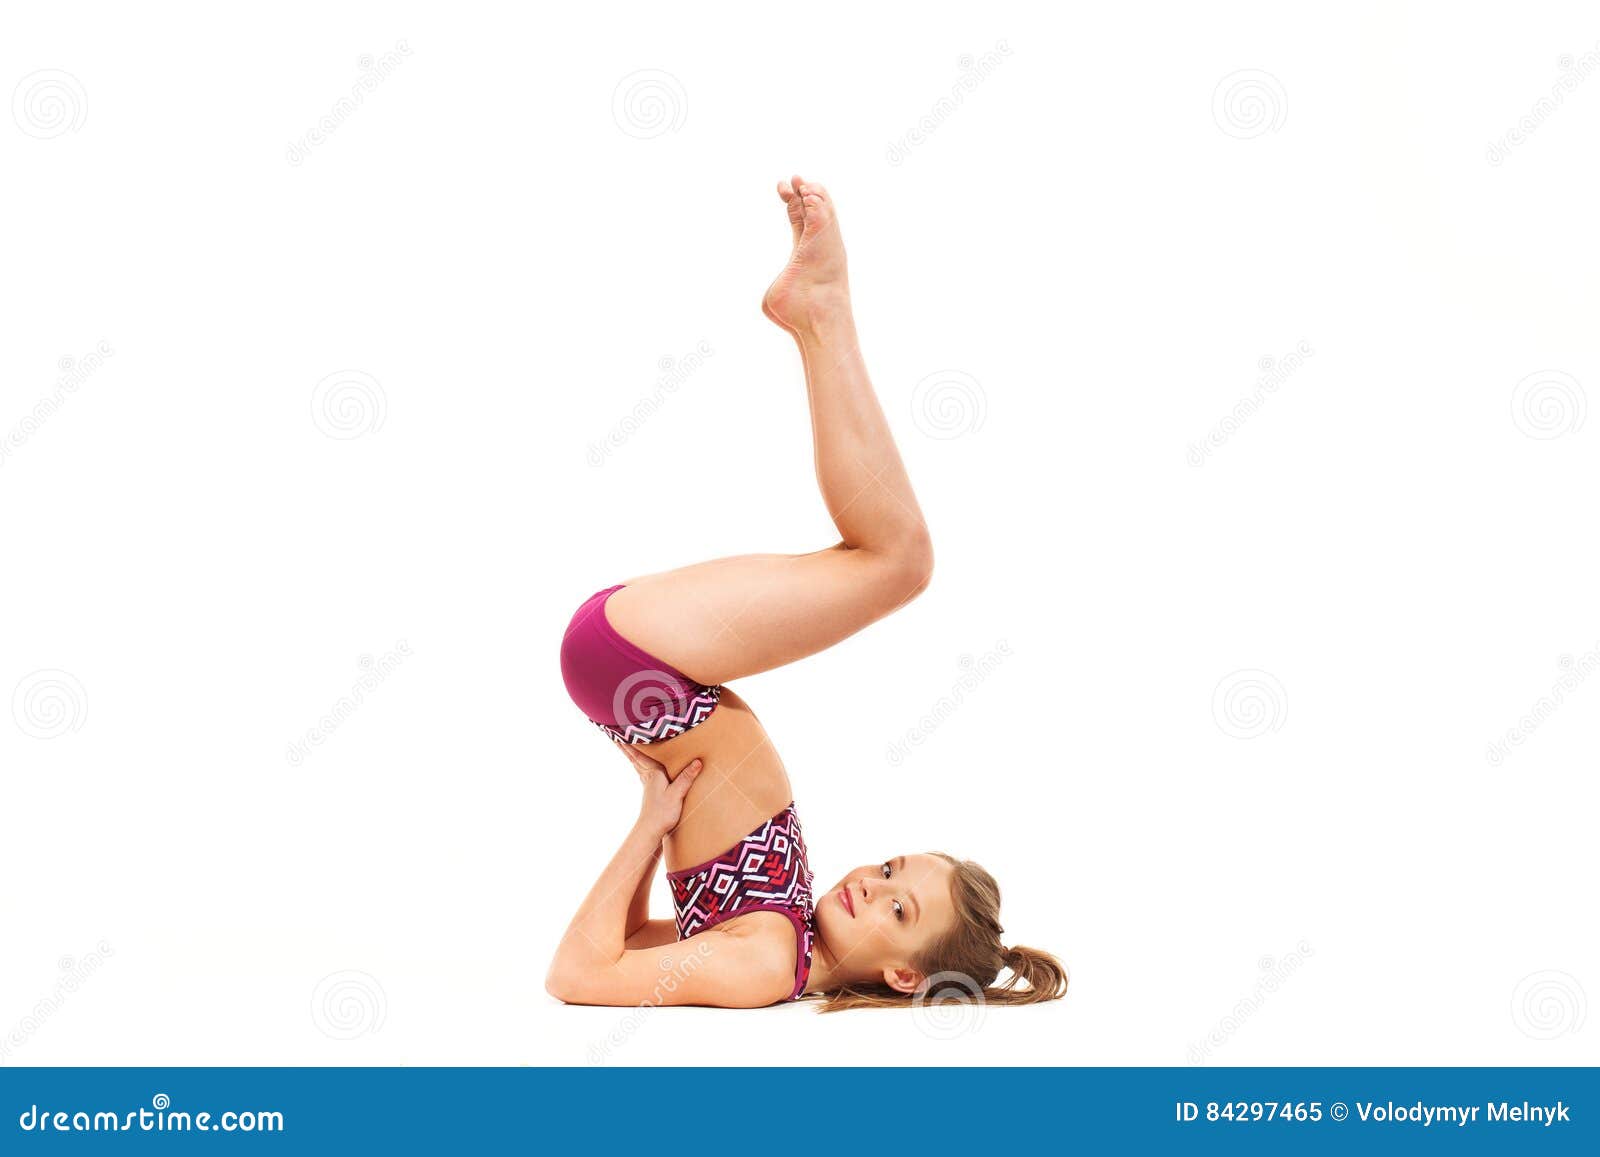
[608,545,913,686]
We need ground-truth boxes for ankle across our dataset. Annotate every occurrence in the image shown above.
[791,293,856,341]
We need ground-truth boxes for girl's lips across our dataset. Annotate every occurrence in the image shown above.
[839,886,854,917]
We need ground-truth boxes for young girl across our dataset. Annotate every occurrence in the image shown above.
[547,177,1066,1011]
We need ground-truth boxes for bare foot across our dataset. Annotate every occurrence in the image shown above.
[761,175,851,335]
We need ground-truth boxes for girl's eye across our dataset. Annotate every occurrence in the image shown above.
[892,900,905,922]
[881,861,893,878]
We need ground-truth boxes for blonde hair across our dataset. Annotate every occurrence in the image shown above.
[809,853,1067,1013]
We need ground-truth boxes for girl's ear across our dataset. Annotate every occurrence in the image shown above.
[882,966,923,994]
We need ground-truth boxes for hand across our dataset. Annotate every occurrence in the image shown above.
[615,741,703,839]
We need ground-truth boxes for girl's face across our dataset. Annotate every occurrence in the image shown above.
[813,854,957,991]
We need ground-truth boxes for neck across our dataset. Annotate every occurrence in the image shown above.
[804,929,848,995]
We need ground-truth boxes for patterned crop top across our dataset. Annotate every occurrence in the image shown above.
[666,802,816,1002]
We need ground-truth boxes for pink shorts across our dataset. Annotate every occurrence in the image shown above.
[559,585,721,744]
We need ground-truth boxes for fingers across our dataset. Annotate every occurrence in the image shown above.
[672,759,704,796]
[613,739,661,772]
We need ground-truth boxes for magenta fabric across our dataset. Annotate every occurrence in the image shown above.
[667,802,816,1002]
[559,585,721,743]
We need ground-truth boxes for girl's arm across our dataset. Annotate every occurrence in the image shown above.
[547,748,701,979]
[560,818,670,968]
[625,840,662,938]
[622,842,678,949]
[544,750,794,1007]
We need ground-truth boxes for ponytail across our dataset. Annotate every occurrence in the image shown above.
[989,944,1069,1005]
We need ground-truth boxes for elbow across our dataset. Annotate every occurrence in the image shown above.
[544,958,582,1004]
[543,970,569,1004]
[893,525,934,602]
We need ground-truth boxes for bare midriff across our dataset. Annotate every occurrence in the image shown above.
[635,687,796,873]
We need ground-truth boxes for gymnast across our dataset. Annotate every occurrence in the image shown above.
[546,177,1067,1011]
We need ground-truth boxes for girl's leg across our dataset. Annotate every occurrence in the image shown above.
[605,177,932,687]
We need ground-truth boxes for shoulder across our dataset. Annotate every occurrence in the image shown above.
[710,911,801,1002]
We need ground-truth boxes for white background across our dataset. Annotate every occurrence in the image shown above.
[3,1,1596,1067]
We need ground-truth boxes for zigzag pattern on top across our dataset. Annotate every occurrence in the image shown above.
[666,803,816,1001]
[592,686,722,745]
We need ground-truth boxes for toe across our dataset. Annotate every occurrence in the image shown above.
[800,190,832,236]
[777,179,804,242]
